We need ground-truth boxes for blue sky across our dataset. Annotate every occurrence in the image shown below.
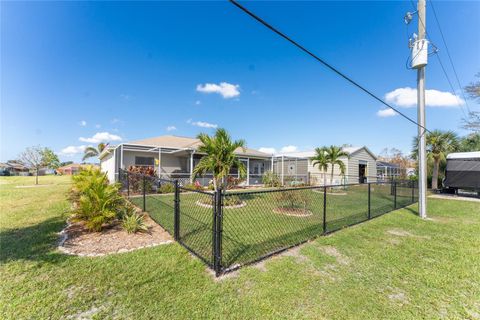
[1,1,479,162]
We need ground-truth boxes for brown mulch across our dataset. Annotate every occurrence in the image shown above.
[273,207,313,217]
[58,215,173,257]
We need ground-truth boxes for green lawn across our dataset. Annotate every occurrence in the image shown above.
[131,183,416,270]
[1,176,479,319]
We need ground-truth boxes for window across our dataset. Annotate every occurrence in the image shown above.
[135,156,154,166]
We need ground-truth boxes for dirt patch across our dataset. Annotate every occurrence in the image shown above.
[58,215,172,257]
[388,291,409,305]
[15,184,53,188]
[387,228,430,240]
[318,246,350,265]
[273,207,313,217]
[429,194,480,203]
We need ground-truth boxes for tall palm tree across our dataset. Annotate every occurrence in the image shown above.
[324,145,349,185]
[82,143,107,161]
[310,147,329,186]
[192,128,246,191]
[412,130,458,190]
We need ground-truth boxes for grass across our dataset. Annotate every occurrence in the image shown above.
[1,176,479,319]
[130,183,417,269]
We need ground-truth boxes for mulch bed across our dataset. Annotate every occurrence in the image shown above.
[58,215,172,257]
[273,207,313,217]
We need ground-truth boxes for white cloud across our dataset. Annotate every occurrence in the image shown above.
[259,147,276,154]
[385,87,465,108]
[60,145,87,156]
[79,120,87,126]
[79,132,122,144]
[166,126,177,131]
[377,108,398,117]
[196,82,240,99]
[195,100,201,105]
[187,119,218,129]
[281,145,298,153]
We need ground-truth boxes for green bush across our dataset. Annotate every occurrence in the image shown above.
[158,183,174,194]
[70,166,125,232]
[122,212,148,234]
[262,171,281,187]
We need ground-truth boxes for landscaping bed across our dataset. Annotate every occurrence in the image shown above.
[58,215,172,257]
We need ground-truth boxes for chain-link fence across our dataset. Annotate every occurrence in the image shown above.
[119,169,417,276]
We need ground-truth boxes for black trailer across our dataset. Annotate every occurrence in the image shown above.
[443,151,480,195]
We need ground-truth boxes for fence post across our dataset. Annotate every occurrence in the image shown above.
[174,180,180,241]
[393,180,397,209]
[323,186,327,234]
[213,188,223,276]
[368,183,371,219]
[411,180,415,203]
[126,171,130,198]
[142,175,146,212]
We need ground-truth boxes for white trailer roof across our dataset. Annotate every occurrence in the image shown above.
[446,151,480,160]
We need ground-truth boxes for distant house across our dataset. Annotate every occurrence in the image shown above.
[273,146,378,185]
[99,135,272,186]
[0,161,30,176]
[57,163,97,175]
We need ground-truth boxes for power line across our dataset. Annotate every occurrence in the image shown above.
[429,0,472,113]
[229,0,431,133]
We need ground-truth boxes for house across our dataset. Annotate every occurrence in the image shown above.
[57,163,85,175]
[99,135,272,186]
[273,146,377,185]
[376,161,402,181]
[0,161,30,176]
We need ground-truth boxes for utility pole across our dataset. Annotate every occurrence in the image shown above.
[417,0,427,219]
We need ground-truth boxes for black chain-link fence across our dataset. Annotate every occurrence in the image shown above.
[119,169,417,276]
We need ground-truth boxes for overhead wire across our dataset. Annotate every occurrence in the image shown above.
[229,0,431,133]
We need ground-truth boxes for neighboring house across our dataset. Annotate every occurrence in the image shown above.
[0,161,30,176]
[376,161,402,181]
[273,146,378,185]
[99,135,272,186]
[57,164,84,175]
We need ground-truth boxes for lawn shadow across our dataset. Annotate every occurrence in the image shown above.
[0,216,71,264]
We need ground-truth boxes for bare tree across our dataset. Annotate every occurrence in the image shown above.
[462,73,480,132]
[18,146,44,185]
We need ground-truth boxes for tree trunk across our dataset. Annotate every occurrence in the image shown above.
[323,169,327,186]
[35,168,39,185]
[330,165,334,185]
[432,158,440,190]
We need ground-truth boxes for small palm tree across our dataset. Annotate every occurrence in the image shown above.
[192,128,247,192]
[82,143,107,161]
[310,147,328,186]
[412,130,458,190]
[324,145,349,185]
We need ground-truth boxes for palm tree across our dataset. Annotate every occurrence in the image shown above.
[412,130,458,190]
[324,145,349,185]
[82,143,107,161]
[310,147,329,186]
[192,128,247,192]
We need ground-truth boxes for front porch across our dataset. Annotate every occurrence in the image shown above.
[112,143,271,186]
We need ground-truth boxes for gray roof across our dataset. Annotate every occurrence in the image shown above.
[127,135,271,158]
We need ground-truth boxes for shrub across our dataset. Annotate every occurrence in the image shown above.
[226,176,245,189]
[262,171,281,187]
[70,167,125,231]
[122,212,148,234]
[158,183,174,194]
[274,189,311,209]
[198,195,243,207]
[183,181,203,191]
[126,166,156,194]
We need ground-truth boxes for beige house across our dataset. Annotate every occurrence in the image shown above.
[273,146,377,186]
[99,135,272,186]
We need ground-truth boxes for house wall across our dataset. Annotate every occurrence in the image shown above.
[347,149,377,183]
[100,152,116,183]
[308,157,348,186]
[122,151,189,174]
